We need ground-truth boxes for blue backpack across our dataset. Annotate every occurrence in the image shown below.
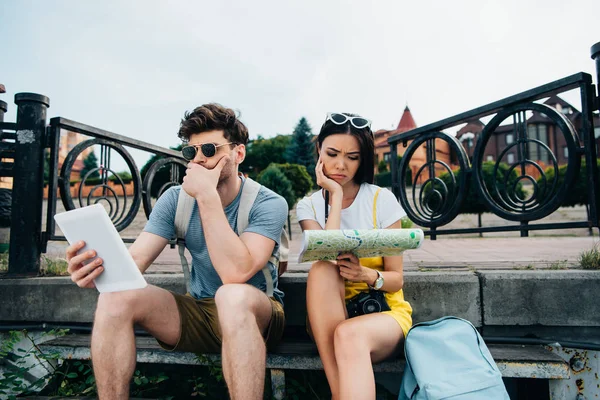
[399,316,509,400]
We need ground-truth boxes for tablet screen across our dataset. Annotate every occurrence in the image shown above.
[54,204,147,293]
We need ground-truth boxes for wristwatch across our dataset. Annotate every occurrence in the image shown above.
[370,270,384,290]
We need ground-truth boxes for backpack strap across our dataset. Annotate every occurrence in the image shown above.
[372,187,382,229]
[237,177,274,298]
[174,188,195,293]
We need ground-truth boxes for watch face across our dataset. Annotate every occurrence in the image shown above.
[374,275,384,290]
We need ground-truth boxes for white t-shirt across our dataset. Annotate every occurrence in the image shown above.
[296,183,407,230]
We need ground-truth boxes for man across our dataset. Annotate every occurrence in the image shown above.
[66,103,288,400]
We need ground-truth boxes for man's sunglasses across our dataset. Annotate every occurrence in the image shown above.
[181,142,237,161]
[326,112,372,129]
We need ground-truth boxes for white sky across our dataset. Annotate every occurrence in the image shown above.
[1,0,599,170]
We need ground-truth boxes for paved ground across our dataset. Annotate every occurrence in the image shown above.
[44,200,599,273]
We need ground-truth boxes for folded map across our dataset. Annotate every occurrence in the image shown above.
[298,229,424,263]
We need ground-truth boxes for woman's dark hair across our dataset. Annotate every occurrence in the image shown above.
[316,113,375,185]
[178,103,249,145]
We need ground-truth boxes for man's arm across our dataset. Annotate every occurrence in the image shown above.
[128,232,169,274]
[198,191,276,284]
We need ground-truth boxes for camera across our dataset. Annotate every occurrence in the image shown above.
[346,290,390,318]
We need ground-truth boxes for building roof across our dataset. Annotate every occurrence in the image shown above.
[456,119,485,139]
[396,106,417,133]
[544,95,576,110]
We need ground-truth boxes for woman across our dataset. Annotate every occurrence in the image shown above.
[296,112,412,400]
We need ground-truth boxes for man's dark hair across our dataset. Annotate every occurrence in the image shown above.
[178,103,249,145]
[316,113,375,185]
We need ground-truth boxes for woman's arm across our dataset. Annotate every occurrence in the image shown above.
[315,157,343,230]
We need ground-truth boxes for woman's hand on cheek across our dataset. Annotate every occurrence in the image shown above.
[315,157,342,195]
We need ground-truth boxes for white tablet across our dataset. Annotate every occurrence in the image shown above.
[54,204,147,293]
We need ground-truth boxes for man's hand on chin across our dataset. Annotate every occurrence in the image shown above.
[182,154,230,201]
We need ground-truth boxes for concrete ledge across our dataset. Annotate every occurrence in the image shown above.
[1,271,598,337]
[0,275,185,323]
[479,270,600,327]
[41,335,570,379]
[403,272,481,326]
[0,272,481,328]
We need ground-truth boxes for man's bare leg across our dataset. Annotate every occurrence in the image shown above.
[215,284,273,400]
[91,285,181,400]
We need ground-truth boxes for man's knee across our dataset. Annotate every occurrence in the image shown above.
[214,284,257,313]
[95,290,141,322]
[215,284,262,330]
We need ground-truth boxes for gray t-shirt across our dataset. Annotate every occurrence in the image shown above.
[144,176,287,304]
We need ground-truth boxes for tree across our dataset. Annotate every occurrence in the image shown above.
[257,165,295,209]
[265,163,313,205]
[140,144,184,198]
[241,135,292,177]
[378,159,388,173]
[81,151,100,180]
[285,118,316,183]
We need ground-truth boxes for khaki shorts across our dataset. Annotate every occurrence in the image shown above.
[157,291,285,354]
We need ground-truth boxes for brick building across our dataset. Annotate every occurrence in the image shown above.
[374,106,451,184]
[454,96,600,169]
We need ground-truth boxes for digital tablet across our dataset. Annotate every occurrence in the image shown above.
[54,204,147,293]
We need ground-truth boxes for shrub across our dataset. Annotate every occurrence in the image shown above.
[374,168,412,188]
[108,171,133,184]
[269,163,313,203]
[375,171,391,187]
[257,165,295,209]
[426,161,526,215]
[537,159,598,207]
[401,216,414,229]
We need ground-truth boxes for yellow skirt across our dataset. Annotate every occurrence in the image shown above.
[345,257,413,337]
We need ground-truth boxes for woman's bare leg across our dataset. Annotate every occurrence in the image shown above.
[334,313,404,400]
[306,260,346,399]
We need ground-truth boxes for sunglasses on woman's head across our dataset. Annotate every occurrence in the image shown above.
[326,113,372,129]
[181,142,237,161]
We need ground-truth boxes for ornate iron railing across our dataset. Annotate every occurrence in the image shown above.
[0,104,186,275]
[389,42,600,239]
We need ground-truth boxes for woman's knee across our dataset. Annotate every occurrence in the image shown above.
[334,320,368,353]
[308,260,341,283]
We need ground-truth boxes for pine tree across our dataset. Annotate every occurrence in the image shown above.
[81,151,100,180]
[285,117,316,183]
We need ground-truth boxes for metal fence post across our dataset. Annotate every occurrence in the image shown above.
[591,42,600,109]
[0,100,6,134]
[8,93,49,275]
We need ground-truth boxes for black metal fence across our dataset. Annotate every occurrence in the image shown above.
[0,101,186,275]
[0,42,599,274]
[389,42,600,239]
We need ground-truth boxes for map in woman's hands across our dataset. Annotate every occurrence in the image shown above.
[298,229,424,263]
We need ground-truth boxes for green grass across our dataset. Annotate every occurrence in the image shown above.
[0,252,7,272]
[40,256,69,276]
[579,245,600,270]
[0,254,69,275]
[547,260,568,270]
[513,264,535,270]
